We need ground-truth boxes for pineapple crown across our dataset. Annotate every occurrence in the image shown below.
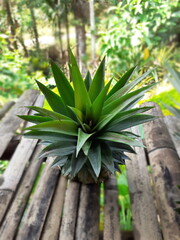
[19,49,155,183]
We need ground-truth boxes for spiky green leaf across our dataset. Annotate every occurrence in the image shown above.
[25,120,78,136]
[106,66,137,99]
[24,130,77,142]
[51,156,68,167]
[36,80,69,116]
[98,132,144,147]
[89,57,105,102]
[91,80,112,124]
[88,144,101,177]
[101,143,114,174]
[107,114,155,132]
[27,106,72,121]
[40,141,76,159]
[85,71,92,90]
[69,49,91,114]
[18,115,52,124]
[76,128,93,157]
[71,151,87,178]
[51,61,74,106]
[105,69,153,105]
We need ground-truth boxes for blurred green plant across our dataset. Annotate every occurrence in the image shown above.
[0,36,48,99]
[0,160,9,175]
[117,166,132,231]
[99,0,180,74]
[142,88,179,116]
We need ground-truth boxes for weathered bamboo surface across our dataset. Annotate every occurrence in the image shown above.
[0,95,180,240]
[164,115,180,158]
[76,183,100,240]
[41,176,67,240]
[104,176,121,240]
[0,94,44,225]
[0,145,43,240]
[0,101,14,120]
[16,158,60,240]
[0,89,39,158]
[59,181,81,240]
[126,126,162,240]
[142,102,180,240]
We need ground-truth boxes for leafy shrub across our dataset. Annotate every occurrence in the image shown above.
[99,0,180,73]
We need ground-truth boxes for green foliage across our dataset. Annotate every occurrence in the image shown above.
[21,50,155,184]
[0,160,9,175]
[0,36,49,99]
[99,0,180,73]
[143,88,180,116]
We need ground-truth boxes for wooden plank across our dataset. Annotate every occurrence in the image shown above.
[75,183,100,240]
[0,145,43,240]
[142,102,180,240]
[59,181,81,240]
[0,101,15,120]
[164,115,180,158]
[41,176,67,240]
[16,158,60,240]
[0,89,39,158]
[0,94,44,224]
[103,176,121,240]
[126,127,162,240]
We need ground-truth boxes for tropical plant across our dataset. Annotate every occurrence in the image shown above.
[19,49,155,184]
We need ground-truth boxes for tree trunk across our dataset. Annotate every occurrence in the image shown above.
[75,25,86,72]
[3,0,18,50]
[72,0,89,74]
[28,1,40,54]
[89,0,95,61]
[57,14,64,57]
[17,32,29,57]
[64,2,70,55]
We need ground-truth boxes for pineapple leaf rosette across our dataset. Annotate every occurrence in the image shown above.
[19,49,155,184]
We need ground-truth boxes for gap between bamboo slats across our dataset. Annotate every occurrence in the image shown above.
[126,126,162,240]
[15,158,60,240]
[103,176,121,240]
[142,102,180,240]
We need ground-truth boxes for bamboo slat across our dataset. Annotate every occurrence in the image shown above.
[41,176,68,240]
[75,183,100,240]
[16,158,60,240]
[0,145,43,240]
[0,138,38,224]
[59,181,80,240]
[0,89,39,158]
[0,94,44,224]
[126,126,162,240]
[0,101,15,120]
[164,115,180,158]
[103,176,121,240]
[142,102,180,240]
